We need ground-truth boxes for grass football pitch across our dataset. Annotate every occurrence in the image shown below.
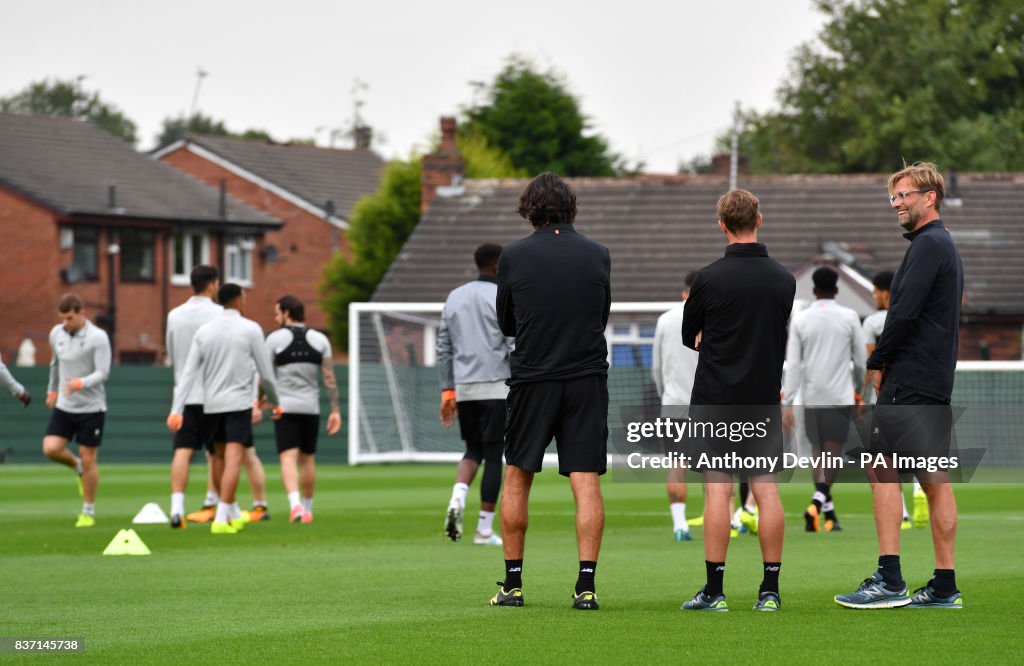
[2,463,1022,663]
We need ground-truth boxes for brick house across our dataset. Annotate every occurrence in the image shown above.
[154,134,383,333]
[0,113,281,365]
[374,125,1024,361]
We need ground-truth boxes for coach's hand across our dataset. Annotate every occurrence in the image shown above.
[251,400,264,425]
[782,406,795,436]
[869,369,885,393]
[326,410,342,435]
[16,390,30,408]
[166,413,183,433]
[46,391,57,408]
[439,391,457,428]
[694,330,702,350]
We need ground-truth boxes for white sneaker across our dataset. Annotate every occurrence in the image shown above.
[473,531,503,546]
[444,500,463,541]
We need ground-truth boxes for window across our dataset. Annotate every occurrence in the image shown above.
[607,321,657,368]
[64,226,98,282]
[224,235,254,286]
[120,229,155,281]
[170,231,210,286]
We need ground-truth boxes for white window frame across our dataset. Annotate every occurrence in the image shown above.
[170,230,211,286]
[224,235,254,287]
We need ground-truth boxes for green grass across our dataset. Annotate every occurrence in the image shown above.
[1,463,1022,663]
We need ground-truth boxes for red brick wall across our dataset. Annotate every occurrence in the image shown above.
[160,147,348,336]
[959,320,1023,360]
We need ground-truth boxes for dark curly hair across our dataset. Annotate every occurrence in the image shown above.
[516,172,577,227]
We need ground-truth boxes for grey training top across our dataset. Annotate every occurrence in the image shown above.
[652,302,699,406]
[48,320,111,413]
[172,309,278,415]
[0,352,25,397]
[436,277,513,401]
[166,295,224,406]
[861,309,888,403]
[783,299,866,406]
[265,325,333,414]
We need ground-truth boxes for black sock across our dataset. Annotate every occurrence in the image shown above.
[760,562,781,596]
[932,569,958,596]
[575,561,597,595]
[504,559,523,591]
[704,561,725,598]
[877,554,903,590]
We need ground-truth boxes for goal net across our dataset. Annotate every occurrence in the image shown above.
[348,302,1024,470]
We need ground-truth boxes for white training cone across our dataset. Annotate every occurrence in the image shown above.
[132,503,169,524]
[102,529,151,556]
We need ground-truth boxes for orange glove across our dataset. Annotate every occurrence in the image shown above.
[166,413,183,433]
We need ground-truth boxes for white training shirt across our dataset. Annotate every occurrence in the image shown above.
[652,302,699,405]
[166,295,224,406]
[172,309,278,415]
[265,325,333,415]
[861,309,888,403]
[0,352,25,397]
[783,299,866,406]
[48,319,111,413]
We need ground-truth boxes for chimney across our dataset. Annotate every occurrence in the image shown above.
[421,116,464,214]
[710,152,749,178]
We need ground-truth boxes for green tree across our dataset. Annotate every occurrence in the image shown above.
[156,113,276,148]
[734,0,1024,173]
[0,77,137,144]
[462,56,625,176]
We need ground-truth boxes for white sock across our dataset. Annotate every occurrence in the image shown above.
[229,502,241,520]
[812,491,827,505]
[732,506,743,528]
[82,502,95,516]
[204,491,219,506]
[451,482,469,508]
[253,501,267,509]
[822,501,834,513]
[215,501,230,523]
[75,459,83,475]
[901,493,910,520]
[302,497,314,513]
[171,492,185,517]
[670,502,688,531]
[477,510,495,535]
[288,491,301,510]
[913,480,923,494]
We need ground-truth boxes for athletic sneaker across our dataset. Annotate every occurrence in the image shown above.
[681,587,729,612]
[249,506,270,522]
[290,505,304,523]
[186,506,216,523]
[804,504,820,532]
[901,517,913,531]
[824,519,842,532]
[170,514,185,529]
[908,581,964,609]
[473,531,502,546]
[753,592,781,611]
[444,500,463,542]
[739,509,758,535]
[301,511,313,524]
[75,513,95,528]
[238,510,252,524]
[210,520,238,535]
[229,517,247,531]
[572,591,599,610]
[687,516,704,527]
[489,582,524,607]
[674,529,693,542]
[834,572,911,609]
[729,528,739,538]
[913,487,929,528]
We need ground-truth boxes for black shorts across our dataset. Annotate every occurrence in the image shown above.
[504,375,608,477]
[173,405,216,452]
[804,406,852,446]
[45,408,105,447]
[201,409,254,448]
[274,413,320,454]
[457,399,505,444]
[686,404,784,478]
[870,382,952,459]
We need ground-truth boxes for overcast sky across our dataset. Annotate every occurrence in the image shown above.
[0,0,827,173]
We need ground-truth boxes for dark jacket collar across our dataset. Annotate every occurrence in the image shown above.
[903,219,944,241]
[533,223,577,236]
[724,242,768,257]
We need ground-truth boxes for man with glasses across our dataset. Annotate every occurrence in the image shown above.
[835,162,964,609]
